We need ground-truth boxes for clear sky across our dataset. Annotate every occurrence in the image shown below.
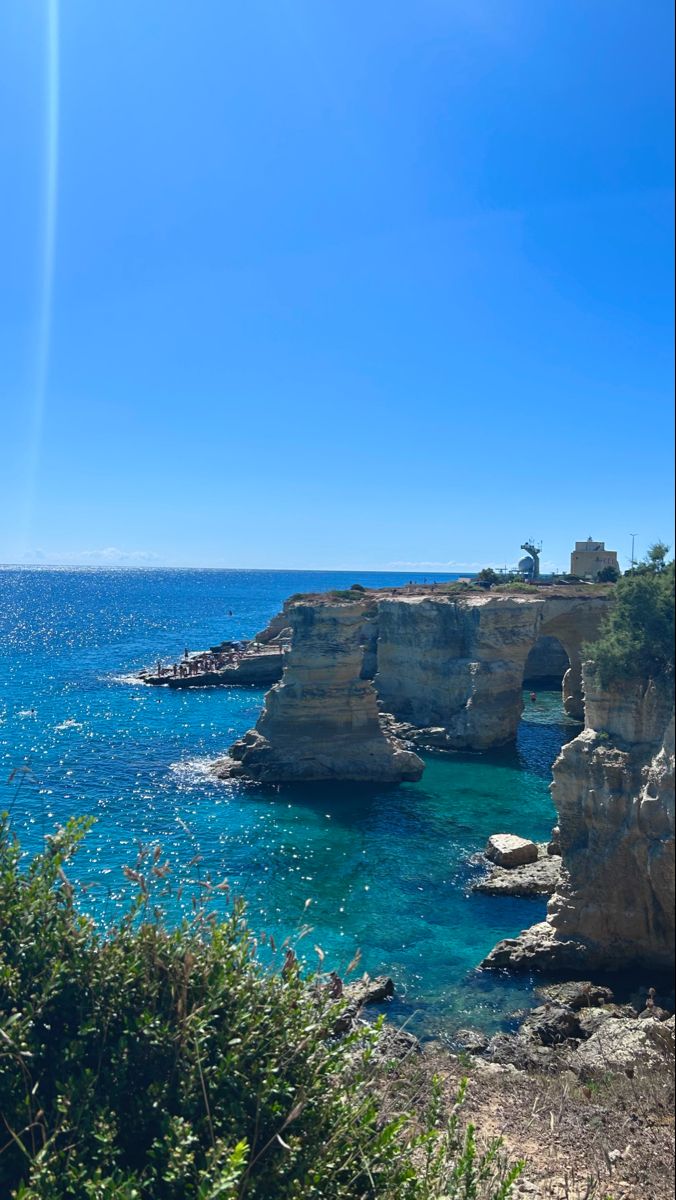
[1,1,673,572]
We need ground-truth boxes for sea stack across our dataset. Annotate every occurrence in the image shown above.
[214,596,424,783]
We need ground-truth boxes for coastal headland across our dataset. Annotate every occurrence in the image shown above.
[210,578,674,981]
[213,581,613,782]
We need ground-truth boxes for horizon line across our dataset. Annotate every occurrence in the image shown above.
[0,563,480,574]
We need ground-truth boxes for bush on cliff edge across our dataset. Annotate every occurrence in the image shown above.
[0,817,522,1200]
[585,547,675,688]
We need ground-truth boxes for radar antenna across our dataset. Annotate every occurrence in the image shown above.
[520,541,542,581]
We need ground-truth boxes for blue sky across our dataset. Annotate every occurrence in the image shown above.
[0,1,673,572]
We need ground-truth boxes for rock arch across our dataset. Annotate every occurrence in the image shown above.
[374,593,612,749]
[522,636,570,685]
[537,597,608,721]
[219,590,614,780]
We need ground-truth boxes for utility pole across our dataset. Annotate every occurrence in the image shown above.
[630,533,636,569]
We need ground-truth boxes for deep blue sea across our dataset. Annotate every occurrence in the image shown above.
[0,567,581,1038]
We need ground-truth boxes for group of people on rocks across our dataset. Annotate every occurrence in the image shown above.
[153,644,245,680]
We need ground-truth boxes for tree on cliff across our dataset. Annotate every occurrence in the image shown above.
[586,548,675,687]
[644,540,671,573]
[475,568,501,589]
[624,540,671,577]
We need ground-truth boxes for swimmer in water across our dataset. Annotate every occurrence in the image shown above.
[530,691,537,702]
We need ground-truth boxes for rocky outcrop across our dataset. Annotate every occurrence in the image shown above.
[474,854,561,897]
[571,1016,674,1076]
[254,608,292,645]
[165,649,283,688]
[213,599,423,783]
[535,981,614,1009]
[216,590,611,774]
[480,985,675,1078]
[484,674,675,972]
[374,593,609,748]
[474,836,561,896]
[486,834,539,867]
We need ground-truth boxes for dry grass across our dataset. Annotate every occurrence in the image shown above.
[371,1042,675,1200]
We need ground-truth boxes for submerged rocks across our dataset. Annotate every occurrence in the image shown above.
[485,834,539,868]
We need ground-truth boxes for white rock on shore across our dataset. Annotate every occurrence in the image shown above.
[485,834,539,867]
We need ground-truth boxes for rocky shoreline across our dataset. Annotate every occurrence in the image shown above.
[334,968,674,1109]
[482,674,675,975]
[206,583,674,984]
[472,834,562,897]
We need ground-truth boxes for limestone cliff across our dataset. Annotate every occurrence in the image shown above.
[374,593,610,747]
[216,588,612,778]
[484,670,675,972]
[214,598,423,783]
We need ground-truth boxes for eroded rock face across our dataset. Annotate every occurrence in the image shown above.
[374,594,609,749]
[214,599,423,783]
[217,591,611,777]
[484,674,675,972]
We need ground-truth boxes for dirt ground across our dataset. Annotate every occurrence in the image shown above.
[376,1045,675,1200]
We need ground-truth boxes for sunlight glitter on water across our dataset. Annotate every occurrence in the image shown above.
[0,568,581,1038]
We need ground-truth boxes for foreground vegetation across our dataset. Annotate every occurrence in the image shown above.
[0,818,522,1199]
[585,543,674,687]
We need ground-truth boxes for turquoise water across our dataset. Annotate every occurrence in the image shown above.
[0,568,580,1037]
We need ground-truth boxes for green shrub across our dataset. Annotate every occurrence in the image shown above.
[495,582,539,594]
[435,582,473,595]
[475,569,501,590]
[0,820,522,1199]
[585,551,674,687]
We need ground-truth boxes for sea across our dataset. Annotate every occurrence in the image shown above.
[0,567,582,1039]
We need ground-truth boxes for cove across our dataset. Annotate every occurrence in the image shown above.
[0,568,580,1038]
